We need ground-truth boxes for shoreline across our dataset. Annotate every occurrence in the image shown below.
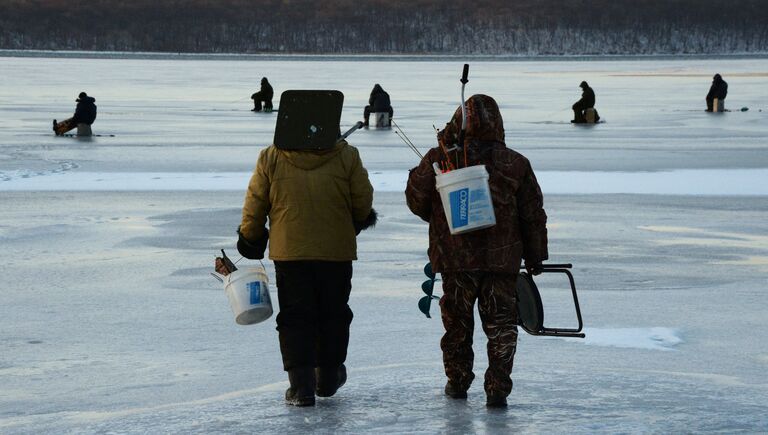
[2,49,768,62]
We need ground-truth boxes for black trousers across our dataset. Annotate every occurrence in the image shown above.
[251,92,273,111]
[572,101,591,123]
[363,105,393,124]
[274,260,353,371]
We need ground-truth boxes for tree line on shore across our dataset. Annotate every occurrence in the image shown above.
[1,0,766,55]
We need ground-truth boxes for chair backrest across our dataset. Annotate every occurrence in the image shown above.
[273,90,343,150]
[516,272,544,335]
[516,265,585,338]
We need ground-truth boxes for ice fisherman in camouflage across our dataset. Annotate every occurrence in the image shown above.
[405,94,548,407]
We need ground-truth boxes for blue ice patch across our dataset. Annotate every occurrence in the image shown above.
[449,187,470,228]
[248,281,262,304]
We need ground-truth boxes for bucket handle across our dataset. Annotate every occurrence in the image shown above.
[211,259,267,285]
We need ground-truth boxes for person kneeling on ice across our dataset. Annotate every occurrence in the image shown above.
[706,73,728,112]
[571,81,599,123]
[237,131,376,406]
[405,94,548,408]
[52,92,97,136]
[251,77,274,112]
[363,84,393,127]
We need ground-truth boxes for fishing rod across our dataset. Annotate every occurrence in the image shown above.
[458,64,469,168]
[391,119,424,159]
[340,121,364,141]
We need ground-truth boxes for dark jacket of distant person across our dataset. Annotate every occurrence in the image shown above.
[706,74,728,110]
[253,77,274,101]
[73,93,97,125]
[368,84,391,112]
[574,81,595,109]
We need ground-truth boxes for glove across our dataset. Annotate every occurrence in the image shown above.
[237,227,268,260]
[525,261,543,276]
[353,208,378,235]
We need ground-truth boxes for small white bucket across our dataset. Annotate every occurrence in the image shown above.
[373,112,390,128]
[223,266,273,325]
[713,98,724,112]
[435,165,496,235]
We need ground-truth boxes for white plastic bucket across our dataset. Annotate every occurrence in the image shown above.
[223,266,273,325]
[435,165,496,235]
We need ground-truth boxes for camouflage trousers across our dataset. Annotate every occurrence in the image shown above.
[439,271,518,397]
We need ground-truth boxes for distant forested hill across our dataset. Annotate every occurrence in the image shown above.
[1,0,766,54]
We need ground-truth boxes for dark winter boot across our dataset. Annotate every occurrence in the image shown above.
[444,381,468,399]
[285,367,316,407]
[486,392,508,408]
[52,119,58,135]
[316,364,347,397]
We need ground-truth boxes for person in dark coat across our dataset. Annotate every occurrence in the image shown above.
[363,84,393,126]
[571,81,598,123]
[405,94,548,407]
[53,92,97,136]
[251,77,274,112]
[706,74,728,112]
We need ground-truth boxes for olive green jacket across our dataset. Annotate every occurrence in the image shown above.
[240,141,374,261]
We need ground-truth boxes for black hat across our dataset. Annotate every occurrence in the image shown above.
[77,91,87,101]
[579,81,588,88]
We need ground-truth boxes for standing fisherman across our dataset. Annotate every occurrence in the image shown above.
[405,94,548,407]
[237,120,376,406]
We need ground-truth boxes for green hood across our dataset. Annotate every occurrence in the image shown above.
[277,141,347,170]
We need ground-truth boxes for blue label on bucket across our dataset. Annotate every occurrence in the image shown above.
[247,281,261,304]
[449,187,470,228]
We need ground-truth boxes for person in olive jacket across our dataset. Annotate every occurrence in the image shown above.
[238,137,376,407]
[53,92,97,136]
[405,94,548,408]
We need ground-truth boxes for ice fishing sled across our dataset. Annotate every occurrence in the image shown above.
[516,263,585,338]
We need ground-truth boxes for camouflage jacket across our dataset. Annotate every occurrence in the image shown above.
[405,94,548,274]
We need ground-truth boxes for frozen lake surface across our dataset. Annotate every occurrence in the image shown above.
[1,55,768,433]
[3,169,768,195]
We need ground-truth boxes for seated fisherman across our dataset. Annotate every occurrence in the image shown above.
[706,74,728,112]
[53,92,97,136]
[251,77,274,112]
[363,84,393,126]
[571,81,599,123]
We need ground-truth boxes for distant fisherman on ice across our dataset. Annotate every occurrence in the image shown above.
[251,77,274,112]
[363,84,393,127]
[53,92,97,136]
[571,81,599,124]
[706,74,728,112]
